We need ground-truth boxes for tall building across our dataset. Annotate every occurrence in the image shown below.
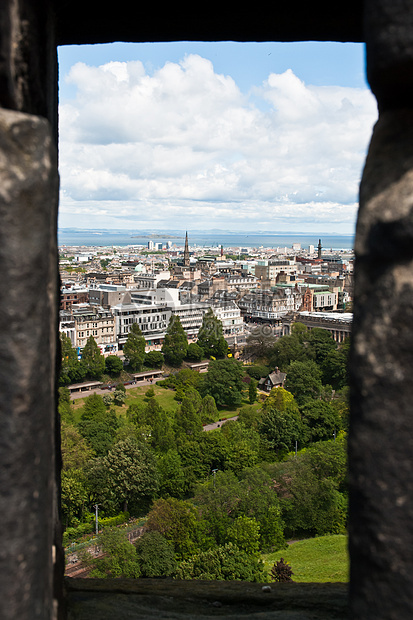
[183,231,190,267]
[317,239,322,259]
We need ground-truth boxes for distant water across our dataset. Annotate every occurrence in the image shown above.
[58,229,354,251]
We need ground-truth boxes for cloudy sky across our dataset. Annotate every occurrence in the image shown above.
[57,41,378,234]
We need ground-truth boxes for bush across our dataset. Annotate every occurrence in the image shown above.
[103,393,114,407]
[89,527,141,578]
[145,386,155,399]
[270,558,294,582]
[62,512,129,546]
[175,543,266,582]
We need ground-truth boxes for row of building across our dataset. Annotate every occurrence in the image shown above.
[59,246,353,358]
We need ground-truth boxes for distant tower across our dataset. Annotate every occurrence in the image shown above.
[183,231,190,267]
[317,239,322,259]
[221,245,224,257]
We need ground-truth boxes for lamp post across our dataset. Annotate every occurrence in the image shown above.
[94,503,101,536]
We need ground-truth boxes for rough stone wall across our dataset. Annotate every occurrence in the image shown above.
[0,2,61,620]
[349,2,413,618]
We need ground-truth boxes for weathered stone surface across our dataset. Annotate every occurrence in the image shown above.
[0,109,60,620]
[65,578,349,620]
[365,0,413,110]
[349,110,413,619]
[0,0,57,130]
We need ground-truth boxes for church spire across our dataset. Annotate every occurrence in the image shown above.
[183,231,190,267]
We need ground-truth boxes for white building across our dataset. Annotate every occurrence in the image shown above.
[113,288,208,350]
[210,301,244,335]
[312,290,338,311]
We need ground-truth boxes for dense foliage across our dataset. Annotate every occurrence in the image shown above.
[162,315,188,366]
[60,320,350,582]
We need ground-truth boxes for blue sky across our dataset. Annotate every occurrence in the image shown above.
[57,41,378,234]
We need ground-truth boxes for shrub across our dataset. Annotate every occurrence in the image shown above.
[270,558,294,582]
[102,393,114,407]
[175,543,266,582]
[145,386,155,399]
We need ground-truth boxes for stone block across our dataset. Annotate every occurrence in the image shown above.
[350,109,413,619]
[0,109,60,620]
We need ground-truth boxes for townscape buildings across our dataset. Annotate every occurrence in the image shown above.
[59,235,354,357]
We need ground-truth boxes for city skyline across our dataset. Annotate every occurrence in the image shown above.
[57,41,378,235]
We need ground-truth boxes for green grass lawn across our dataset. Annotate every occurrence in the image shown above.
[125,385,180,413]
[263,535,349,583]
[71,384,262,424]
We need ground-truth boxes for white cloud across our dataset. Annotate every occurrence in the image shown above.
[58,55,378,232]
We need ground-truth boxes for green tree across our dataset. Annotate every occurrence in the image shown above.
[123,323,146,371]
[146,497,208,560]
[86,527,141,578]
[198,429,230,474]
[61,469,88,528]
[162,315,188,367]
[304,436,348,495]
[226,515,261,555]
[186,342,204,362]
[157,449,186,498]
[248,378,258,404]
[78,393,119,456]
[269,323,312,371]
[175,395,203,439]
[196,309,228,359]
[237,405,261,430]
[58,386,75,423]
[99,438,158,514]
[61,422,94,470]
[245,364,270,381]
[307,327,338,367]
[285,360,323,405]
[320,338,350,391]
[113,384,127,406]
[202,358,245,407]
[200,394,218,424]
[143,397,175,452]
[135,531,176,577]
[221,422,260,475]
[170,367,203,393]
[269,448,347,538]
[81,336,105,380]
[105,354,123,376]
[144,350,164,369]
[59,332,85,385]
[194,470,243,546]
[239,466,286,551]
[258,390,302,456]
[300,399,342,444]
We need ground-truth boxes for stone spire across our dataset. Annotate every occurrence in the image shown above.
[183,231,190,267]
[317,239,322,259]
